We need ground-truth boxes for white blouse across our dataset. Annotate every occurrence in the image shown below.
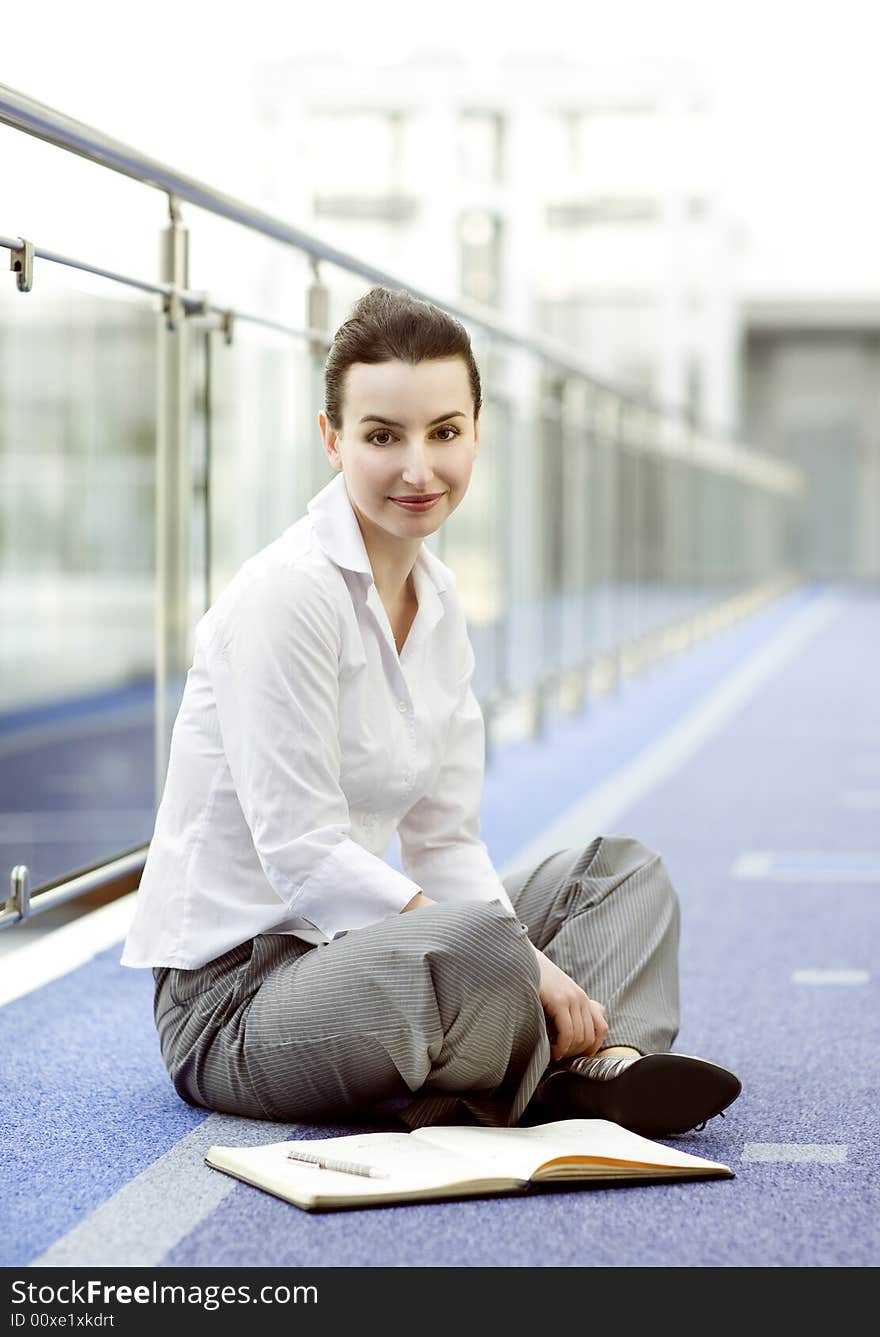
[120,469,517,969]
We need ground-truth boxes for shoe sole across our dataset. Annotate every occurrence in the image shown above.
[541,1052,742,1137]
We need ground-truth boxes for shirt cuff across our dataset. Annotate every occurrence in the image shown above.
[401,841,518,917]
[292,838,421,942]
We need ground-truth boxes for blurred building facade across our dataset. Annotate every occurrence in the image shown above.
[251,49,880,583]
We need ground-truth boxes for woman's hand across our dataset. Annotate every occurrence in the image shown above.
[531,944,608,1062]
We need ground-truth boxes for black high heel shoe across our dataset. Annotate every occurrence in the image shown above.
[530,1051,742,1138]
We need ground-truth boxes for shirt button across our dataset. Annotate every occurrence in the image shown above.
[397,700,408,713]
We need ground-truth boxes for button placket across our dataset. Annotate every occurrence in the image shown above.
[398,695,416,789]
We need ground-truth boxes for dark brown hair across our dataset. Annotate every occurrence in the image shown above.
[323,285,482,433]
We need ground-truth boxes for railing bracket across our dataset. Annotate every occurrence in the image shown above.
[162,285,184,333]
[10,237,34,292]
[6,865,31,923]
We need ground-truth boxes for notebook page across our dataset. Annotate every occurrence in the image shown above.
[282,1131,487,1182]
[209,1131,522,1200]
[413,1118,732,1178]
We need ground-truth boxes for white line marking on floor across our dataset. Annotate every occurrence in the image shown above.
[501,592,846,876]
[732,852,772,878]
[791,969,870,985]
[741,1144,848,1163]
[28,1112,306,1268]
[731,852,880,882]
[0,893,137,1008]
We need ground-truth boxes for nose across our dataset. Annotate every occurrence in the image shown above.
[399,439,438,488]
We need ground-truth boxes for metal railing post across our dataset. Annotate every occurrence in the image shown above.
[307,259,330,501]
[155,193,192,806]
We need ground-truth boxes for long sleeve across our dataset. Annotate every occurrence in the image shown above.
[397,633,516,917]
[204,570,420,941]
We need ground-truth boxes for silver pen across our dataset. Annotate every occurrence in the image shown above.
[286,1149,389,1179]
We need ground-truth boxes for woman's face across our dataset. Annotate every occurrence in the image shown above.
[318,356,479,547]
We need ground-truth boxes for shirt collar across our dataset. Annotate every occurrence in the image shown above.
[307,470,449,598]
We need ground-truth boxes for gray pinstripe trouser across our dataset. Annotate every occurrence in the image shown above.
[151,834,680,1130]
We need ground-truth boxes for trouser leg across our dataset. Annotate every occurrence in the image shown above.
[502,833,681,1059]
[241,899,545,1129]
[154,900,547,1130]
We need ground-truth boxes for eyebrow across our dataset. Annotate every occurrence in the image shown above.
[358,411,467,428]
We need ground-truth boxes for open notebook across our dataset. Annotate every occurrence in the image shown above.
[205,1118,734,1211]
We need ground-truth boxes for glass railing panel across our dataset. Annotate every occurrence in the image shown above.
[681,446,705,620]
[194,322,312,608]
[536,379,565,688]
[0,267,157,892]
[638,447,667,638]
[689,466,713,615]
[589,393,621,663]
[558,385,591,682]
[442,385,507,703]
[616,434,641,648]
[581,420,605,664]
[503,385,545,697]
[669,451,698,623]
[177,210,319,615]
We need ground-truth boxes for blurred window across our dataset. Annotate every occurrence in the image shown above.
[458,210,502,306]
[309,110,398,191]
[547,198,657,225]
[458,110,504,183]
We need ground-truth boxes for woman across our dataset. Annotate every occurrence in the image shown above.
[121,285,742,1136]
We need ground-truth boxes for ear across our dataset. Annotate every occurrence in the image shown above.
[318,411,343,470]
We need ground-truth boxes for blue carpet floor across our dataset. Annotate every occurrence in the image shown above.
[2,581,877,1267]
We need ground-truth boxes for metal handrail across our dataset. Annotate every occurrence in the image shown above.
[1,847,148,930]
[1,80,632,395]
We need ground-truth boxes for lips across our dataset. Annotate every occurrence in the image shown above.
[390,494,445,511]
